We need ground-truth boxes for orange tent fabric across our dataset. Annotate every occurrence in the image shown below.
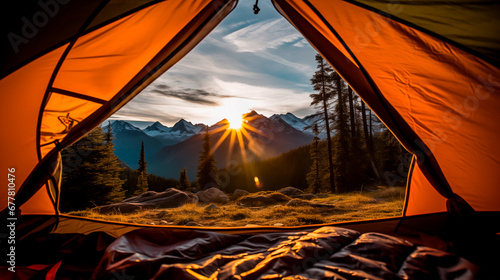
[273,0,500,216]
[1,0,237,215]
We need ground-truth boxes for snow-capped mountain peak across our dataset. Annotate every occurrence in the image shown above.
[110,120,142,132]
[143,121,170,137]
[141,119,204,146]
[145,121,169,131]
[171,118,195,133]
[270,113,310,134]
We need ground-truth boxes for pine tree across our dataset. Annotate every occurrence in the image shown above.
[348,87,356,138]
[308,53,336,192]
[345,87,371,187]
[138,141,147,175]
[178,168,191,191]
[60,126,125,211]
[134,141,148,195]
[361,101,381,181]
[197,128,220,190]
[104,123,126,202]
[306,124,327,193]
[332,71,351,192]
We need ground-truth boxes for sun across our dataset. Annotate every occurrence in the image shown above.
[227,114,243,130]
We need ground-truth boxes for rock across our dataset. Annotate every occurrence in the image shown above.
[293,193,317,200]
[123,191,158,203]
[237,192,291,207]
[233,189,250,199]
[96,202,151,214]
[244,224,260,227]
[150,222,155,225]
[96,188,198,214]
[160,220,169,225]
[286,199,335,208]
[277,187,303,196]
[196,187,229,204]
[273,223,284,226]
[185,222,202,226]
[206,203,219,210]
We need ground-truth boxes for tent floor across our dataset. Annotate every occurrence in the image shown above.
[1,212,498,279]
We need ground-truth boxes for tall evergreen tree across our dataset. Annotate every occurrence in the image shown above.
[346,87,371,187]
[308,53,336,192]
[138,141,147,174]
[61,126,125,211]
[377,127,410,186]
[197,128,220,190]
[134,141,148,195]
[332,71,351,192]
[347,87,356,138]
[105,120,113,142]
[361,101,381,180]
[178,168,191,191]
[104,123,126,202]
[306,124,326,193]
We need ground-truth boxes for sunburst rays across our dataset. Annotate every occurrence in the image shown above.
[206,113,269,164]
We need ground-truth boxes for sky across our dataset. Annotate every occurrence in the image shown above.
[110,1,318,127]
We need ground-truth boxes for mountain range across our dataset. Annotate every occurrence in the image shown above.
[107,111,321,179]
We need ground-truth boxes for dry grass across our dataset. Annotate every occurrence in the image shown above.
[66,186,405,227]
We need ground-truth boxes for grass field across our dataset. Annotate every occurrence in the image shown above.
[67,186,405,227]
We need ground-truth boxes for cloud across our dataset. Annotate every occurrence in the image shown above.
[293,38,309,48]
[224,18,303,52]
[213,79,313,117]
[109,1,318,127]
[150,84,237,106]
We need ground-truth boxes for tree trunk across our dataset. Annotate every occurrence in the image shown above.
[369,110,373,145]
[348,87,355,139]
[314,137,320,193]
[361,102,381,180]
[319,59,336,193]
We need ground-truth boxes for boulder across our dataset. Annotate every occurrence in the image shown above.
[196,187,229,204]
[96,188,198,214]
[233,189,250,199]
[123,191,158,203]
[96,202,151,214]
[273,223,284,227]
[205,203,219,210]
[277,187,303,196]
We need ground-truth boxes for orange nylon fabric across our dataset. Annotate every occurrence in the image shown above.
[40,93,102,158]
[39,0,214,152]
[286,0,500,213]
[275,0,359,68]
[0,45,67,215]
[2,0,233,215]
[406,163,447,215]
[21,185,56,215]
[54,0,210,100]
